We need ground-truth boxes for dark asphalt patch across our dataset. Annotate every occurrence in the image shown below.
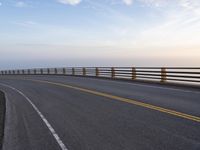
[0,91,5,149]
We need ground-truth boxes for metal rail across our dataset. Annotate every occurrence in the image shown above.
[1,67,200,85]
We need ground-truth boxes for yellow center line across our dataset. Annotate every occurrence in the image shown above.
[9,78,200,123]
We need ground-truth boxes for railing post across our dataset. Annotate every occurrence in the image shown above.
[63,68,66,74]
[8,70,11,75]
[47,68,50,74]
[34,69,36,75]
[161,67,167,82]
[40,69,43,74]
[17,70,20,74]
[27,69,30,74]
[55,68,57,74]
[111,67,115,78]
[72,68,75,76]
[96,67,99,77]
[83,68,86,76]
[132,67,136,80]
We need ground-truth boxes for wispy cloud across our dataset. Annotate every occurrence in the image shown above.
[15,1,27,7]
[139,0,167,7]
[0,2,2,6]
[57,0,82,5]
[133,1,200,51]
[122,0,133,5]
[13,21,38,27]
[120,0,168,6]
[179,0,200,15]
[126,0,200,10]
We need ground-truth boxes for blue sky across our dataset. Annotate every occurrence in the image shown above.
[0,0,200,69]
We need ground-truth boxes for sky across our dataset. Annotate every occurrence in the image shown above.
[0,0,200,69]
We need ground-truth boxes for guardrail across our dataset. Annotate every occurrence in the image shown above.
[1,67,200,85]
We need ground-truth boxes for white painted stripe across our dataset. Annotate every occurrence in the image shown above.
[30,77,200,94]
[0,83,69,150]
[1,76,200,94]
[92,78,200,94]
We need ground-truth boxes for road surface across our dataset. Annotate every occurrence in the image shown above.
[0,75,200,150]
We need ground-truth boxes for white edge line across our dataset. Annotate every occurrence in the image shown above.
[79,76,200,94]
[35,78,200,94]
[19,76,200,94]
[114,80,200,94]
[0,83,68,150]
[1,77,200,94]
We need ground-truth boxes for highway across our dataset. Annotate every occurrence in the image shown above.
[0,75,200,150]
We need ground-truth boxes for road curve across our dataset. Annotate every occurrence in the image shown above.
[0,75,200,150]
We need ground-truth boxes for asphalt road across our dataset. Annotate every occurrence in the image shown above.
[0,75,200,150]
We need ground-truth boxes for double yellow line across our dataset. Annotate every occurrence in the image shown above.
[26,79,200,123]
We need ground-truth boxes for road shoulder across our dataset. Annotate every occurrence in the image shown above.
[0,91,5,149]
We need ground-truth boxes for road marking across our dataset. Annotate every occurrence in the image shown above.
[0,83,69,150]
[30,79,200,123]
[1,76,200,94]
[105,79,200,94]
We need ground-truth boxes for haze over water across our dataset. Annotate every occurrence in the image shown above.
[0,0,200,69]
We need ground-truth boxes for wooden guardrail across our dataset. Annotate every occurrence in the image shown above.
[1,67,200,85]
